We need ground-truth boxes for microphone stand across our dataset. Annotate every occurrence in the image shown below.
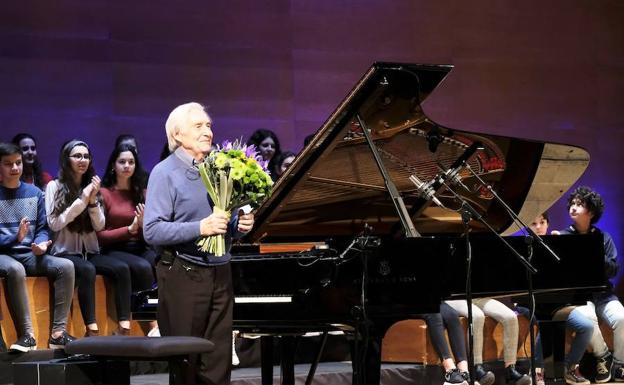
[460,163,560,385]
[440,182,537,385]
[525,235,538,385]
[460,201,476,385]
[463,161,561,384]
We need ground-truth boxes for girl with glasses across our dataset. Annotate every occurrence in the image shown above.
[45,140,134,336]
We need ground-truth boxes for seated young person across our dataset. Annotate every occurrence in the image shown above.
[246,129,282,181]
[274,151,296,179]
[97,143,157,335]
[0,142,76,350]
[445,298,531,385]
[421,302,491,385]
[553,186,623,383]
[11,133,53,190]
[524,212,594,385]
[46,140,133,336]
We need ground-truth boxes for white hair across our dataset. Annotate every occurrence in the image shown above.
[165,102,210,152]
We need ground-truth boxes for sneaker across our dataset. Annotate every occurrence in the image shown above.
[147,327,160,337]
[445,368,468,385]
[614,364,624,382]
[564,365,590,385]
[475,364,496,385]
[535,371,545,385]
[506,364,532,385]
[232,341,240,366]
[9,335,37,353]
[596,352,614,383]
[48,331,76,349]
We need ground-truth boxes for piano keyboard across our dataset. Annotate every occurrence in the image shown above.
[235,295,293,304]
[143,295,294,305]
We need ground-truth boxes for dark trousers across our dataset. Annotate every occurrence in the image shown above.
[156,258,233,385]
[60,253,134,323]
[103,250,154,292]
[422,302,468,363]
[59,254,97,325]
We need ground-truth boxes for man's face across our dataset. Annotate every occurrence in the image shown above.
[569,198,593,225]
[0,153,23,185]
[175,108,213,160]
[18,137,37,165]
[529,215,548,236]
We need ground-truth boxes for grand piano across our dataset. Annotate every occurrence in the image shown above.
[133,63,607,385]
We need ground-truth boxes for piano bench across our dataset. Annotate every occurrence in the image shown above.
[381,315,535,364]
[64,336,214,385]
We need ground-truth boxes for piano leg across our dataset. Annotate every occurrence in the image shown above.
[280,336,296,385]
[261,336,274,385]
[260,335,297,385]
[351,333,383,385]
[539,319,567,384]
[305,331,329,385]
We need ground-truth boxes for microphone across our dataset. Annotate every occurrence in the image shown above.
[409,175,445,207]
[436,162,471,192]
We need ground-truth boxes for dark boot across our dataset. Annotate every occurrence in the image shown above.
[475,364,495,385]
[506,364,531,385]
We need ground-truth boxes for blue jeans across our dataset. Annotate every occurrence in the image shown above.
[0,252,75,335]
[515,306,544,367]
[574,299,624,362]
[0,254,32,336]
[566,306,594,367]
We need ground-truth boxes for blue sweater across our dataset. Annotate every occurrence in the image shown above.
[144,147,241,266]
[561,224,618,304]
[0,182,50,254]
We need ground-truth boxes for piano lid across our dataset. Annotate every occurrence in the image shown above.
[246,62,589,242]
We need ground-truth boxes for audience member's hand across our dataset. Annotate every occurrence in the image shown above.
[135,203,145,228]
[237,211,255,233]
[200,211,229,236]
[89,175,101,202]
[17,217,29,242]
[550,230,561,235]
[81,183,94,201]
[31,240,52,256]
[128,216,140,235]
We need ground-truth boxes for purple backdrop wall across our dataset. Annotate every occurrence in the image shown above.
[2,1,623,285]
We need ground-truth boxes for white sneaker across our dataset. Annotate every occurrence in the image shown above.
[232,334,240,366]
[147,327,160,337]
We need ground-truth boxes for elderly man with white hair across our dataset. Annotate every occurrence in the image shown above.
[144,102,255,385]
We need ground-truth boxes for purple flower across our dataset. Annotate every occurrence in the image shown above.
[220,140,234,151]
[245,145,258,158]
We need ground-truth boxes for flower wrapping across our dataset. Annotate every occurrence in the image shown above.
[196,139,274,256]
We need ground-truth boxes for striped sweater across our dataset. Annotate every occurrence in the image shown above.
[0,182,50,254]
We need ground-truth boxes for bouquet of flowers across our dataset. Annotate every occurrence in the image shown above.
[196,139,274,256]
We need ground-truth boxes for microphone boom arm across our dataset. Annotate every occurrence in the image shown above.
[463,162,560,262]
